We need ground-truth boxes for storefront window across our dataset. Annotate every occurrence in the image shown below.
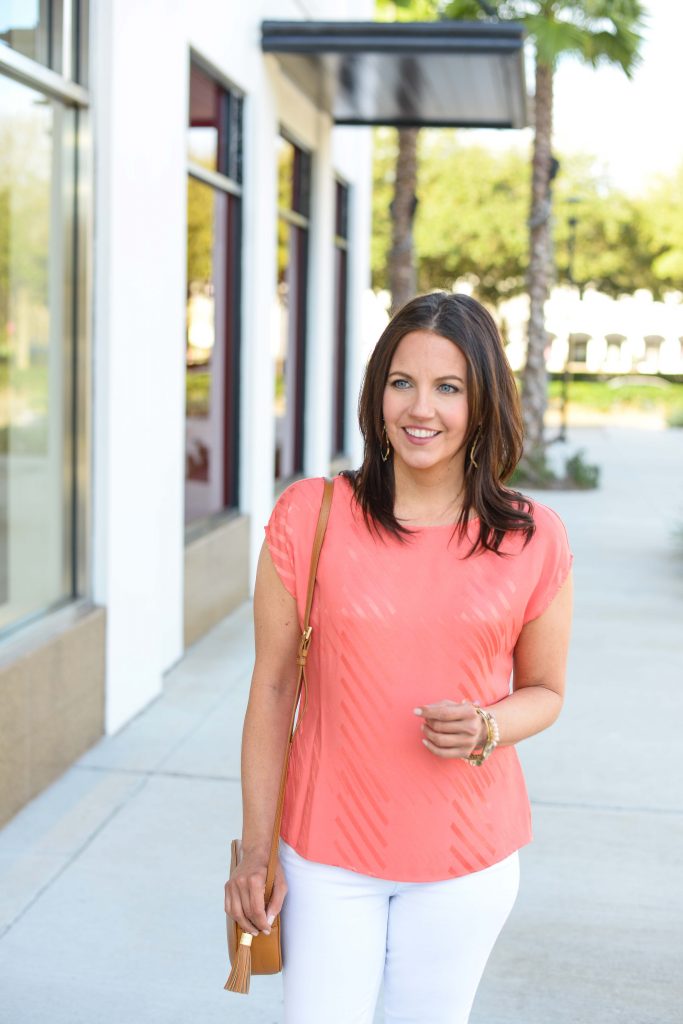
[0,1,85,79]
[275,134,310,481]
[0,74,78,631]
[332,180,350,457]
[185,61,242,526]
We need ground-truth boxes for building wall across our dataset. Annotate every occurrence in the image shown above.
[501,286,683,376]
[91,0,188,734]
[90,0,374,732]
[0,0,374,825]
[0,606,106,829]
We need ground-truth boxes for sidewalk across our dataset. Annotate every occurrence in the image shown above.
[1,426,682,1024]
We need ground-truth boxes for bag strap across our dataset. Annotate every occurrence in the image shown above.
[263,476,335,906]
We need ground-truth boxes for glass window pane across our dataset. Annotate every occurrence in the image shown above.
[0,0,65,74]
[0,74,75,630]
[185,176,230,522]
[188,63,219,171]
[227,92,243,184]
[332,245,348,456]
[275,218,306,481]
[276,135,294,212]
[335,180,349,239]
[294,148,311,218]
[188,64,242,182]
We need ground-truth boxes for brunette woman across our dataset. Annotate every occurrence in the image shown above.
[226,291,573,1023]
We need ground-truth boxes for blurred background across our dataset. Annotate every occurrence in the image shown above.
[0,2,681,1022]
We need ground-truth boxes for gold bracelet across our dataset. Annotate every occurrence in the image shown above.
[466,707,499,766]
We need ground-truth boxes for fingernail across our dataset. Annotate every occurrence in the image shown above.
[263,928,271,935]
[413,708,422,715]
[422,739,429,746]
[267,914,275,926]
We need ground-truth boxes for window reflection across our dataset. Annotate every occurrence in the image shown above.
[1,0,42,61]
[0,74,75,627]
[188,64,219,172]
[185,63,242,523]
[274,135,309,482]
[187,63,243,183]
[332,181,350,456]
[185,178,228,511]
[277,135,294,213]
[0,0,64,74]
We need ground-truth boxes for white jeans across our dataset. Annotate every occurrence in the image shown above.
[279,838,520,1024]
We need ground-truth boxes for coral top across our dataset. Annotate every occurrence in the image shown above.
[264,475,572,882]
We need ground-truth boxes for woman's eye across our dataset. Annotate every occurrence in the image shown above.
[388,379,460,393]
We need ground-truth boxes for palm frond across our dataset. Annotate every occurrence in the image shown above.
[442,0,492,19]
[522,12,587,64]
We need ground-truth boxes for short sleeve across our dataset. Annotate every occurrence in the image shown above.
[522,503,573,624]
[263,477,325,605]
[263,487,297,600]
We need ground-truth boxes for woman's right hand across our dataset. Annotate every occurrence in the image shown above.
[224,845,288,937]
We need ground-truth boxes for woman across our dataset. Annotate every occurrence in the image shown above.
[225,292,573,1023]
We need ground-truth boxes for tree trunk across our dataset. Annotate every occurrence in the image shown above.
[388,127,419,315]
[521,59,554,455]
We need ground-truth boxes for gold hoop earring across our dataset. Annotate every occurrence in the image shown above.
[469,426,481,469]
[381,423,391,462]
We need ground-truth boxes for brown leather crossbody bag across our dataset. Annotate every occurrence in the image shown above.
[224,477,334,994]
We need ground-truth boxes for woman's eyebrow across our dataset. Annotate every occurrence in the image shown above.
[387,371,465,384]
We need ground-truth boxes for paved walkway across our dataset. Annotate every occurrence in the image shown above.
[1,426,682,1024]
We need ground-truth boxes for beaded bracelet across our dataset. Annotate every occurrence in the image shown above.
[465,707,499,766]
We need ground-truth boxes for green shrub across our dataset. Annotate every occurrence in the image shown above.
[509,450,558,488]
[666,405,683,428]
[564,448,600,489]
[510,446,600,490]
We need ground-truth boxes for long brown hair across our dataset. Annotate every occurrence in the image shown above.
[339,291,535,555]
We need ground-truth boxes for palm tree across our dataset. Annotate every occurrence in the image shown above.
[443,0,647,455]
[376,1,439,314]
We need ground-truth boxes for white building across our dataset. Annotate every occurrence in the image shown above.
[0,2,527,825]
[501,286,683,376]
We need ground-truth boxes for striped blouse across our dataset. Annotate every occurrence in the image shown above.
[264,474,572,882]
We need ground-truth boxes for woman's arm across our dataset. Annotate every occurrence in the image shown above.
[240,538,302,853]
[224,539,301,936]
[418,570,573,756]
[489,568,573,745]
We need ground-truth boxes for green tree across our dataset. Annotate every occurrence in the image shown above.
[374,132,660,307]
[551,153,655,297]
[444,0,647,456]
[373,129,531,303]
[637,162,683,293]
[375,0,443,313]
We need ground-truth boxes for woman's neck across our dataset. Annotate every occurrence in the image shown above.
[392,463,466,525]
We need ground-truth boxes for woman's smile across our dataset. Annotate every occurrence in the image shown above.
[402,426,442,444]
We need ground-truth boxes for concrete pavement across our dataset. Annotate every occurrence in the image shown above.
[0,426,682,1024]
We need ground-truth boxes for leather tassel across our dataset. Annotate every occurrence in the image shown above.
[224,931,253,994]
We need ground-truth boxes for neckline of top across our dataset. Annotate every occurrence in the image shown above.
[333,475,480,529]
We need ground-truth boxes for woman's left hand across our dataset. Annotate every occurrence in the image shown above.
[414,700,488,759]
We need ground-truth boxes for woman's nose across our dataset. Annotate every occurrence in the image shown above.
[408,389,435,417]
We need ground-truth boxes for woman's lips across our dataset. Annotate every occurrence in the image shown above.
[402,427,441,446]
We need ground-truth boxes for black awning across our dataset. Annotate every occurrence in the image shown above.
[261,20,527,129]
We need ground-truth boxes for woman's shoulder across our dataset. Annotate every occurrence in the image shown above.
[510,493,571,557]
[528,497,569,534]
[501,488,567,528]
[275,475,326,507]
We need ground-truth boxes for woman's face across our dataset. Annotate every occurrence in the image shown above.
[382,330,470,475]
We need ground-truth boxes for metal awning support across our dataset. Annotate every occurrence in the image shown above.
[261,20,527,129]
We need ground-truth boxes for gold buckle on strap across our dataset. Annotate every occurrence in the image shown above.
[297,626,313,665]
